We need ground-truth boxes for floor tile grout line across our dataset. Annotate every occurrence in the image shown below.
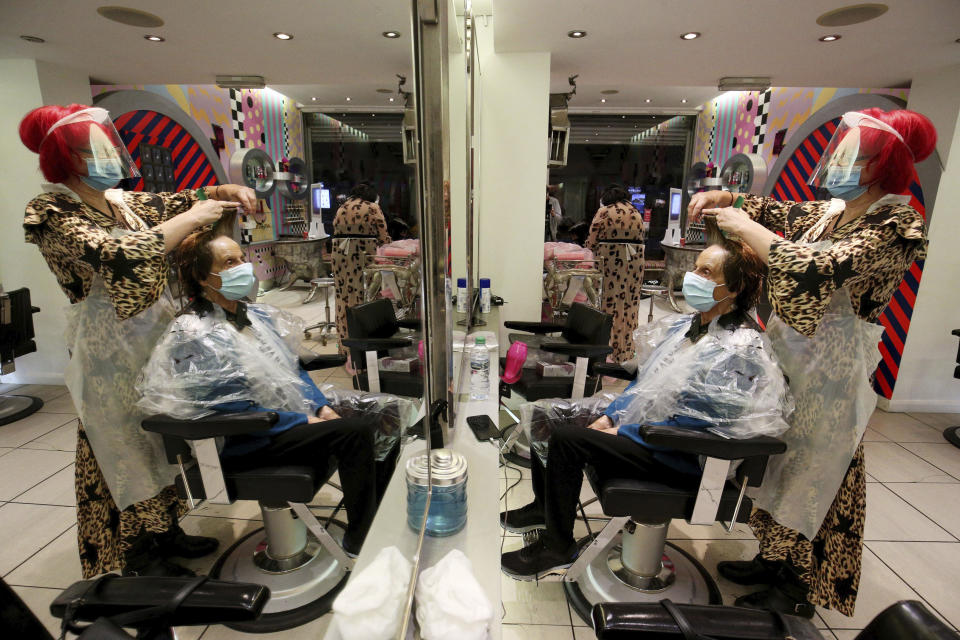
[12,415,79,450]
[889,439,960,483]
[880,480,960,543]
[7,461,75,504]
[1,520,76,581]
[859,542,960,634]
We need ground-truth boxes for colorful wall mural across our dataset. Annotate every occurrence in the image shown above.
[691,87,909,170]
[91,83,305,284]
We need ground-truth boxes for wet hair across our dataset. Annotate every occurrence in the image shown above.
[349,181,378,203]
[600,184,629,206]
[717,238,765,312]
[174,229,219,300]
[854,108,937,195]
[19,103,100,183]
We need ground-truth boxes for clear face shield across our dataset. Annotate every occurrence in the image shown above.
[807,111,907,197]
[43,107,140,187]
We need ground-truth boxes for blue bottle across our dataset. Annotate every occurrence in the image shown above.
[406,448,468,537]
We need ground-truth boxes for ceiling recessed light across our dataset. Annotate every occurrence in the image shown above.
[819,34,841,42]
[680,32,701,40]
[382,31,401,38]
[144,34,164,42]
[19,35,45,43]
[376,88,393,94]
[645,98,651,103]
[311,96,317,101]
[389,97,395,102]
[273,32,293,40]
[681,98,687,103]
[346,97,351,101]
[567,30,587,38]
[601,89,619,95]
[96,6,164,27]
[600,98,606,103]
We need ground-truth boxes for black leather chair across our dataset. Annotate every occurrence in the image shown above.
[344,298,424,398]
[943,329,960,448]
[591,599,959,640]
[49,575,268,640]
[141,354,357,633]
[0,287,44,426]
[498,302,613,467]
[563,423,786,625]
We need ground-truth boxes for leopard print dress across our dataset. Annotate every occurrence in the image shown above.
[739,193,927,615]
[585,202,645,362]
[24,187,200,578]
[330,197,391,355]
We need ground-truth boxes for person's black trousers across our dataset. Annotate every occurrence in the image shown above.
[534,423,694,552]
[225,416,378,548]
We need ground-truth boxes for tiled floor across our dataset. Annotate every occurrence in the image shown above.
[3,286,960,638]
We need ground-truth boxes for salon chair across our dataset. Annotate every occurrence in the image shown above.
[498,302,613,467]
[141,353,356,632]
[344,297,424,398]
[48,575,268,640]
[563,421,786,625]
[0,286,44,426]
[591,599,960,640]
[943,329,960,448]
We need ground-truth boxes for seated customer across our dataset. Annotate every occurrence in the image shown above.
[137,230,377,556]
[500,239,792,579]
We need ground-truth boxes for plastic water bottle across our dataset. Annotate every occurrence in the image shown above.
[470,336,490,400]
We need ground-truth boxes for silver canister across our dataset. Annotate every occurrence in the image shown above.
[406,448,468,536]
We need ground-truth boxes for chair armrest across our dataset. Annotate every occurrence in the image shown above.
[50,576,269,626]
[341,337,413,352]
[503,321,565,334]
[397,318,422,330]
[541,342,614,359]
[639,424,786,460]
[142,412,279,439]
[593,363,636,381]
[953,329,960,338]
[299,354,348,371]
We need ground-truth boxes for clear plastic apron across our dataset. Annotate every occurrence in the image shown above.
[63,225,178,510]
[752,239,884,539]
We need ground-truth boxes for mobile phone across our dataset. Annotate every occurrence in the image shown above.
[467,414,499,441]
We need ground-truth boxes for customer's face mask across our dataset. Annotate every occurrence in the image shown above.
[825,165,868,201]
[682,271,730,312]
[80,157,124,191]
[212,262,256,300]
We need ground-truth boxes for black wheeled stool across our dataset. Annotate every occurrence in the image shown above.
[943,329,960,448]
[0,287,43,426]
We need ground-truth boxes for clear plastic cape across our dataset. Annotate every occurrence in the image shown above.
[318,383,418,462]
[136,303,317,419]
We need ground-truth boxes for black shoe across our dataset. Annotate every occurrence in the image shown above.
[341,535,362,559]
[156,526,220,559]
[735,586,815,619]
[500,502,546,534]
[122,556,197,577]
[718,554,781,586]
[501,536,577,581]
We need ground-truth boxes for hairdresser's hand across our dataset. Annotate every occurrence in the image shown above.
[215,184,257,212]
[687,190,734,224]
[587,415,614,431]
[701,206,752,236]
[186,199,237,228]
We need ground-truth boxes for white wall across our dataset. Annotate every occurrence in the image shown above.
[475,17,550,344]
[887,65,960,412]
[0,59,92,386]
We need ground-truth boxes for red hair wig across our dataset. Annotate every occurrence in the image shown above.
[19,103,99,184]
[856,108,937,195]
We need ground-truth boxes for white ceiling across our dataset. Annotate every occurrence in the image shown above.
[1,0,958,112]
[494,0,960,109]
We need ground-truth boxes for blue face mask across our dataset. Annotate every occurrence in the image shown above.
[825,165,868,201]
[214,262,256,300]
[682,271,729,312]
[80,158,124,191]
